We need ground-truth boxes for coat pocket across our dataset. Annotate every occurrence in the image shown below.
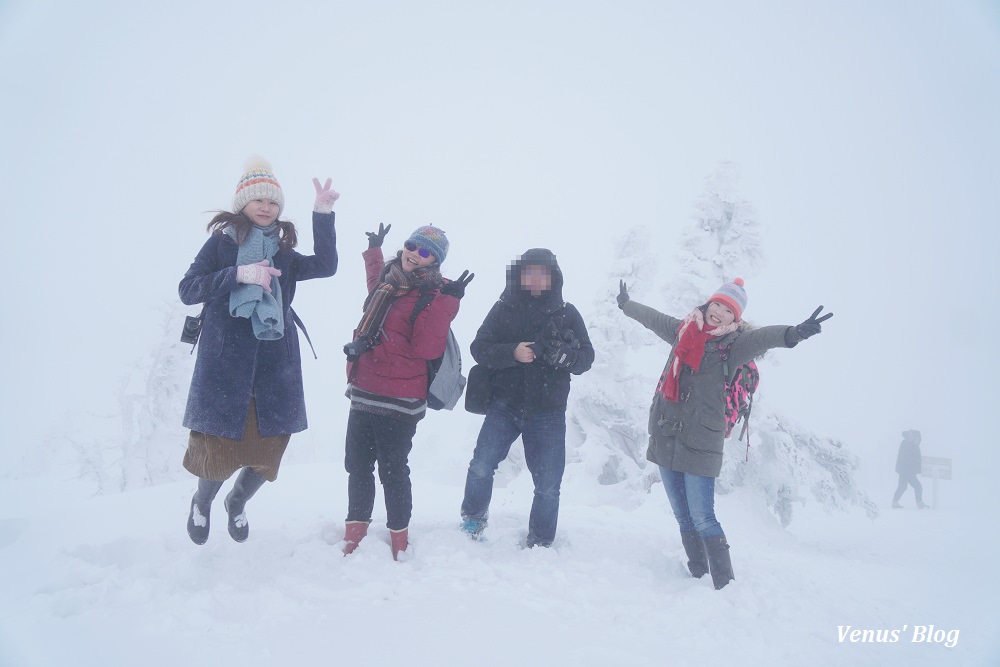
[697,410,724,433]
[683,408,726,455]
[197,325,224,358]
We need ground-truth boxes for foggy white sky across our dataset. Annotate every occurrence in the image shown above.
[2,1,998,488]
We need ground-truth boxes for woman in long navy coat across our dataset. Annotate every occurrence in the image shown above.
[179,157,339,545]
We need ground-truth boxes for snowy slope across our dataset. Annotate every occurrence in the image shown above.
[3,200,990,665]
[0,444,994,667]
[2,3,997,663]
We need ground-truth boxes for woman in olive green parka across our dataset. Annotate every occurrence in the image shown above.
[617,277,831,589]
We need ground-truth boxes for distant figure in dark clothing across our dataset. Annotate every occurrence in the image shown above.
[892,429,927,509]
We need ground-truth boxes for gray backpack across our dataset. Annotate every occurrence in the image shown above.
[411,293,466,410]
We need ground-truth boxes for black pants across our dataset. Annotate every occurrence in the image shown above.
[345,410,417,531]
[893,472,924,504]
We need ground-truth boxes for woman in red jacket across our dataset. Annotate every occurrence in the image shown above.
[341,224,473,560]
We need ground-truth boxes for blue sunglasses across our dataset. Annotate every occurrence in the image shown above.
[404,240,432,259]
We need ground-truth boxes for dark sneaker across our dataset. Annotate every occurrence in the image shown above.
[224,493,250,543]
[187,495,211,545]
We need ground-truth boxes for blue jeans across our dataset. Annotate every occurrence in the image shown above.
[461,401,567,546]
[659,467,725,539]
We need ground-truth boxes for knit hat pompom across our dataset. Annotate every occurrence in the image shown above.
[233,155,284,216]
[708,277,748,321]
[406,225,449,265]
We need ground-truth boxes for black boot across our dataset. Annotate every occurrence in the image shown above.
[703,535,735,590]
[680,531,709,578]
[223,467,268,543]
[187,478,224,545]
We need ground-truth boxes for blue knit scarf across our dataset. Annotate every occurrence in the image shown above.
[225,223,284,340]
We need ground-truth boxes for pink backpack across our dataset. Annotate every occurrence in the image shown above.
[720,343,760,453]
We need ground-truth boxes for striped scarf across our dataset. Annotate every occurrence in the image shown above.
[354,254,441,341]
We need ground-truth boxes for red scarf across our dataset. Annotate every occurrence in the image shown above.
[656,312,739,402]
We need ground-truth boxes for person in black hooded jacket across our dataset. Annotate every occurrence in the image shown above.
[459,248,595,547]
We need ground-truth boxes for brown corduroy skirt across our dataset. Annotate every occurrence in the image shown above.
[182,399,291,482]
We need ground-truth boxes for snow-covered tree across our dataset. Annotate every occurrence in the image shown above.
[570,162,878,523]
[664,161,764,316]
[113,301,198,490]
[718,411,879,525]
[9,302,195,493]
[60,302,196,493]
[566,227,663,503]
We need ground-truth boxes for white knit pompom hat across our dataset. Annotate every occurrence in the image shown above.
[232,155,284,216]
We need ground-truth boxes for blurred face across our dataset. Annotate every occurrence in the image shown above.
[706,300,736,327]
[242,198,280,227]
[401,240,436,273]
[520,264,552,297]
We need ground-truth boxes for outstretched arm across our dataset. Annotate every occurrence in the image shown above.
[729,306,833,368]
[617,280,682,344]
[784,306,833,347]
[290,177,340,280]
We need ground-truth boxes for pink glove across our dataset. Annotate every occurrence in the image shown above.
[313,177,341,213]
[236,260,281,293]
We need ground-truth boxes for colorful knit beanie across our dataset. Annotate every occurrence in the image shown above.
[233,156,284,216]
[709,277,748,321]
[406,225,449,265]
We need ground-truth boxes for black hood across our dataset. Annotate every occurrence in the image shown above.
[500,248,565,309]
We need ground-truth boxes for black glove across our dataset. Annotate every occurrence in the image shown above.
[440,270,475,299]
[543,340,579,369]
[794,305,833,340]
[365,222,391,248]
[617,280,630,310]
[536,321,576,369]
[559,328,581,350]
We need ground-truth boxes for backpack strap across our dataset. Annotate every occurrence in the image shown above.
[409,289,438,326]
[720,340,754,459]
[290,307,318,359]
[719,341,731,379]
[740,388,753,461]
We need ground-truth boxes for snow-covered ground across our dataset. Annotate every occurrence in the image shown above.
[3,2,997,665]
[1,435,993,667]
